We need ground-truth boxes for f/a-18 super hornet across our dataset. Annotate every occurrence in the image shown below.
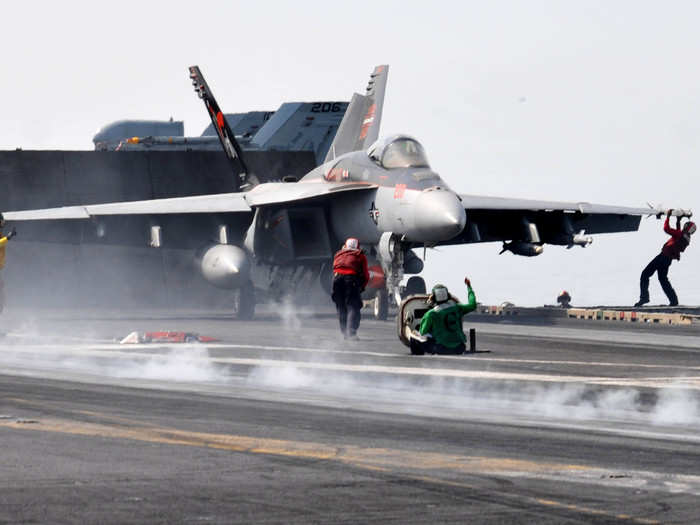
[4,65,671,319]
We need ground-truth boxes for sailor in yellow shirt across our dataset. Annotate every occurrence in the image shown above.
[0,214,17,313]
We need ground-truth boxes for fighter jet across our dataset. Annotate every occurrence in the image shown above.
[4,65,663,319]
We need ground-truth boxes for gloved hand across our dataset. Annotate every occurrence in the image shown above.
[464,277,471,287]
[7,228,16,239]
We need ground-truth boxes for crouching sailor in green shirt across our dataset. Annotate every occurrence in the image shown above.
[412,277,477,355]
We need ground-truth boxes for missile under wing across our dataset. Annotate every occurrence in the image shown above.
[438,195,653,256]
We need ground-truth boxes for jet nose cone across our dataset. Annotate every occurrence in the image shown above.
[412,189,466,241]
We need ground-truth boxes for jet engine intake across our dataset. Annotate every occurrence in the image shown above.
[197,244,251,289]
[499,241,543,257]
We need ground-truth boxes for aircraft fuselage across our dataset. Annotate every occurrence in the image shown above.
[301,147,466,245]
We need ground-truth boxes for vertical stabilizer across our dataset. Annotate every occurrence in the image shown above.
[189,65,250,191]
[324,65,389,162]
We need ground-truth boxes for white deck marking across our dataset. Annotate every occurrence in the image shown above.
[8,333,700,370]
[3,339,700,390]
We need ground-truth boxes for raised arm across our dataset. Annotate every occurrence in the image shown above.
[459,277,477,315]
[664,210,682,237]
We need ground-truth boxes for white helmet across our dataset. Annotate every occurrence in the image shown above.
[431,284,450,304]
[344,237,359,250]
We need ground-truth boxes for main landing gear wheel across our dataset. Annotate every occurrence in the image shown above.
[374,288,389,321]
[404,276,426,296]
[235,281,256,320]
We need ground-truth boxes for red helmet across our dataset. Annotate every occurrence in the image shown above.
[683,221,696,235]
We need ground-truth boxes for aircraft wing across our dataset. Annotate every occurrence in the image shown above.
[324,65,389,162]
[3,182,376,221]
[441,194,653,247]
[3,193,252,221]
[247,181,376,206]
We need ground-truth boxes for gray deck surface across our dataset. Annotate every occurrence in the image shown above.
[1,309,699,524]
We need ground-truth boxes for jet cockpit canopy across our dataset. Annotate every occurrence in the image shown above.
[368,135,430,169]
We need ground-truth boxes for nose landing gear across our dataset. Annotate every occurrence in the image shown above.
[373,288,389,320]
[234,280,256,320]
[373,233,427,320]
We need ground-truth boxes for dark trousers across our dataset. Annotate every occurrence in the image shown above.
[640,253,678,305]
[331,274,363,336]
[410,338,465,355]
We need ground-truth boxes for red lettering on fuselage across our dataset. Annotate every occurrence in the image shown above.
[325,167,349,181]
[394,184,406,199]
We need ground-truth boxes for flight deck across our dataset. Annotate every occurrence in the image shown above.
[1,308,699,524]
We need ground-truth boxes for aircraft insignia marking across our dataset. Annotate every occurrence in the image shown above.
[369,202,380,225]
[359,103,376,140]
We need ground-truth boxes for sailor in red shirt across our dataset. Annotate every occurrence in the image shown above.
[635,209,695,307]
[331,238,369,339]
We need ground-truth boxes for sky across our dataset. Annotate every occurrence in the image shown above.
[1,0,699,306]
